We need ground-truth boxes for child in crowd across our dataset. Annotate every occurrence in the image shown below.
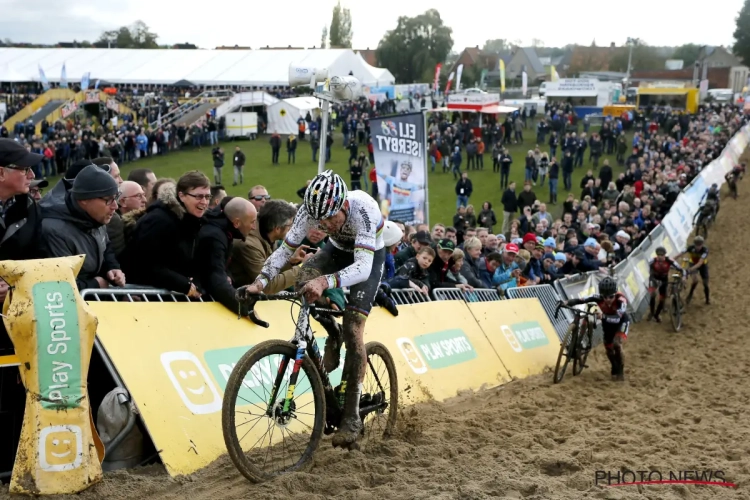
[388,246,435,295]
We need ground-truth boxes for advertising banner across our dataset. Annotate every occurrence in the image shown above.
[370,112,427,225]
[83,90,100,104]
[1,256,103,495]
[555,270,601,301]
[467,298,561,379]
[105,99,119,113]
[60,100,78,119]
[362,85,395,102]
[91,300,511,477]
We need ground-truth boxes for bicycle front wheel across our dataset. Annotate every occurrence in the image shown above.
[670,293,682,332]
[360,342,398,450]
[573,324,593,376]
[222,339,326,483]
[554,325,576,384]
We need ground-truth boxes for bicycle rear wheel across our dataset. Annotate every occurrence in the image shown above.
[360,342,398,450]
[670,293,682,332]
[573,324,593,376]
[222,339,326,483]
[554,325,576,384]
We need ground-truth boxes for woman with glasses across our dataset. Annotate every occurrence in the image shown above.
[120,170,211,298]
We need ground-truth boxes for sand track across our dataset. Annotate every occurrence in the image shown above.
[4,155,750,500]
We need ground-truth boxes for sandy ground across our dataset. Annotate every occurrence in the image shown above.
[4,153,750,500]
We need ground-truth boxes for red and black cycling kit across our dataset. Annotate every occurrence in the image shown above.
[567,292,630,348]
[648,257,683,296]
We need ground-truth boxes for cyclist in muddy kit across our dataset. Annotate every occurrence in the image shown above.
[560,277,630,381]
[237,170,385,450]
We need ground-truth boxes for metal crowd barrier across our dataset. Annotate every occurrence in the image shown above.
[81,287,210,303]
[432,288,503,302]
[390,288,431,305]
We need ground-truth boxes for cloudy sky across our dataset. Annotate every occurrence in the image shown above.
[1,0,744,51]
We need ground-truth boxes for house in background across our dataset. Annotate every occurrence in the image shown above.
[697,46,742,68]
[356,48,378,66]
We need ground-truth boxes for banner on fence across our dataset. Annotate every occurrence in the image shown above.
[555,270,601,300]
[105,99,119,113]
[83,90,100,104]
[91,299,512,477]
[60,100,77,119]
[370,112,428,225]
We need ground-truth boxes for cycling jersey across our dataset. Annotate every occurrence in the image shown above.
[257,189,385,289]
[685,245,708,266]
[648,257,683,280]
[567,292,630,345]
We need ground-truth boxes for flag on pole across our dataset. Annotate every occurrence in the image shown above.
[499,60,506,93]
[81,72,91,90]
[480,69,488,88]
[433,63,442,94]
[38,65,50,92]
[550,66,559,82]
[60,63,68,88]
[445,71,455,94]
[521,71,528,96]
[94,79,100,89]
[455,64,464,93]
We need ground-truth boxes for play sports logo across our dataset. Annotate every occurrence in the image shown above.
[39,425,83,472]
[160,351,222,415]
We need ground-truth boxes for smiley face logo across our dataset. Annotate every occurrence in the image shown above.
[39,425,82,472]
[160,351,222,415]
[396,338,427,374]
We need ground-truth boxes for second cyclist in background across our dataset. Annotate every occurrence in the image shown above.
[647,246,686,323]
[676,236,710,305]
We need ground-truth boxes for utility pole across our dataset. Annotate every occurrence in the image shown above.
[625,37,639,84]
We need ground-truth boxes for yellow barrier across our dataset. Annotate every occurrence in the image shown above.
[467,298,561,379]
[90,299,517,476]
[1,257,103,495]
[2,89,76,130]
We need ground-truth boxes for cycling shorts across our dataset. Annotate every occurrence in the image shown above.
[298,244,386,319]
[693,265,709,281]
[602,313,629,347]
[649,278,668,297]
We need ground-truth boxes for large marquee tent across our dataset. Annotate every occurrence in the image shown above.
[0,48,396,87]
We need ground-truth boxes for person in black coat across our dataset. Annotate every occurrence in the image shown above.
[500,181,518,235]
[196,197,257,314]
[121,171,211,297]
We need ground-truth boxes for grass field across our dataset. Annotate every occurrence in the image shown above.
[76,129,625,226]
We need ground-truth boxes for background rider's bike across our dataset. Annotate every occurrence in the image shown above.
[221,291,398,483]
[553,303,598,384]
[696,212,713,239]
[667,272,685,332]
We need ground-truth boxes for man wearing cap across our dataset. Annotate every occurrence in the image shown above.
[395,230,431,268]
[492,243,522,292]
[0,139,44,322]
[427,238,458,292]
[40,165,126,291]
[29,179,48,203]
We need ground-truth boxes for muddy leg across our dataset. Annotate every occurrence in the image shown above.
[332,310,367,450]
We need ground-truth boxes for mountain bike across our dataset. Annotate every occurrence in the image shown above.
[667,272,686,332]
[553,303,598,384]
[221,291,398,483]
[696,208,715,240]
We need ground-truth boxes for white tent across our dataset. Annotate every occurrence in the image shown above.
[215,91,279,119]
[267,97,320,136]
[0,48,396,87]
[356,52,396,86]
[0,64,32,83]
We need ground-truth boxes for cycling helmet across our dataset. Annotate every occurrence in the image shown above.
[599,277,618,297]
[304,169,348,220]
[655,246,667,256]
[694,235,705,245]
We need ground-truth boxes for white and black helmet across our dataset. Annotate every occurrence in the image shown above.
[304,170,348,220]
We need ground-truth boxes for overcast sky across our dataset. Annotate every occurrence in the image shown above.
[1,0,744,51]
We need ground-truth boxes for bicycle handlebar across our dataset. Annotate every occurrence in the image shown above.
[555,302,598,320]
[235,290,344,328]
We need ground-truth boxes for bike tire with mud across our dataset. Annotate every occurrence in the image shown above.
[221,339,326,483]
[670,293,682,332]
[362,341,399,442]
[573,324,593,376]
[554,326,576,384]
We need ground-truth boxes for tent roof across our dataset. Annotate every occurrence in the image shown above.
[356,52,396,86]
[0,64,32,83]
[0,48,396,87]
[272,96,321,111]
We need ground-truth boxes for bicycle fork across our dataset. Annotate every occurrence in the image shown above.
[266,344,306,420]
